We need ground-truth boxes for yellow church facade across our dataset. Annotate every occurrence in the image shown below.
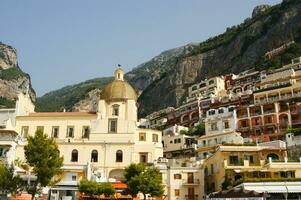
[14,67,163,198]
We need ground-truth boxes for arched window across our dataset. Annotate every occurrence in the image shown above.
[116,150,123,162]
[209,80,214,85]
[71,149,78,162]
[112,104,120,116]
[91,150,98,162]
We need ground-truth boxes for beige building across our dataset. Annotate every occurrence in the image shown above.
[14,67,163,199]
[202,140,301,195]
[188,76,226,102]
[157,159,204,200]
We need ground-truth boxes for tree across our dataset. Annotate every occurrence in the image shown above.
[79,180,115,197]
[24,129,63,200]
[0,164,23,200]
[125,164,164,200]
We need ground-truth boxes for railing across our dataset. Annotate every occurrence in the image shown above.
[255,92,301,105]
[264,110,275,114]
[250,111,262,116]
[237,113,249,118]
[185,194,199,200]
[182,179,200,185]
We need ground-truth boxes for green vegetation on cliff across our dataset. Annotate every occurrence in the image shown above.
[36,77,113,112]
[0,97,16,108]
[0,65,29,81]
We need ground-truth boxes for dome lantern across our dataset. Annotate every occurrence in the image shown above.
[114,64,124,81]
[100,65,137,102]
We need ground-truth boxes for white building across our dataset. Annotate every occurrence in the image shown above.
[197,106,243,159]
[14,67,163,199]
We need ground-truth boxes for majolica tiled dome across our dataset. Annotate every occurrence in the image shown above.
[100,66,137,102]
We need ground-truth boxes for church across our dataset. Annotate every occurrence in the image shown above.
[14,67,163,199]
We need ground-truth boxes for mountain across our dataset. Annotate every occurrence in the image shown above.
[0,42,35,108]
[36,0,301,117]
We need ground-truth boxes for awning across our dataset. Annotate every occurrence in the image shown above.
[237,182,301,193]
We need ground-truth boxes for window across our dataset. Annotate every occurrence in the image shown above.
[218,108,224,114]
[0,148,5,157]
[174,138,181,144]
[36,126,44,132]
[21,126,29,138]
[174,174,182,179]
[116,150,123,162]
[139,153,148,163]
[71,175,77,181]
[71,149,78,162]
[208,80,214,85]
[211,123,218,131]
[228,107,234,112]
[229,155,239,165]
[139,133,146,141]
[224,121,229,129]
[109,119,117,133]
[152,134,158,142]
[52,126,59,138]
[208,110,215,115]
[174,189,180,197]
[82,126,90,138]
[67,126,74,138]
[191,85,198,91]
[112,104,119,116]
[91,150,98,162]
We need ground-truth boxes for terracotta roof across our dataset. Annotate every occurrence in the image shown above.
[26,112,97,117]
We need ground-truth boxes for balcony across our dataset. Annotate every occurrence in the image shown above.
[250,111,262,117]
[238,113,249,118]
[182,179,200,185]
[185,194,199,200]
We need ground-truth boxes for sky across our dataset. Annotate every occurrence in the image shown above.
[0,0,282,97]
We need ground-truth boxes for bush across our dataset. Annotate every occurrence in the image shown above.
[79,180,116,197]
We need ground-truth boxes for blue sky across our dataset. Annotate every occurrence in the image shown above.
[0,0,281,96]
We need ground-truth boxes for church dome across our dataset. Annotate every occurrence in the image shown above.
[100,66,138,102]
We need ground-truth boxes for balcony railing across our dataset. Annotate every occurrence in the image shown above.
[250,111,262,116]
[237,113,249,118]
[182,179,200,185]
[185,194,199,200]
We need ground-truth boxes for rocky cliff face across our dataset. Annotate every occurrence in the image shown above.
[0,42,35,107]
[137,0,301,116]
[36,0,301,117]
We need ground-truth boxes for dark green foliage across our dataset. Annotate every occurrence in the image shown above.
[0,97,16,108]
[24,129,64,200]
[184,122,205,136]
[78,180,115,197]
[0,66,29,81]
[287,128,301,136]
[36,77,113,112]
[124,164,164,200]
[0,164,24,198]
